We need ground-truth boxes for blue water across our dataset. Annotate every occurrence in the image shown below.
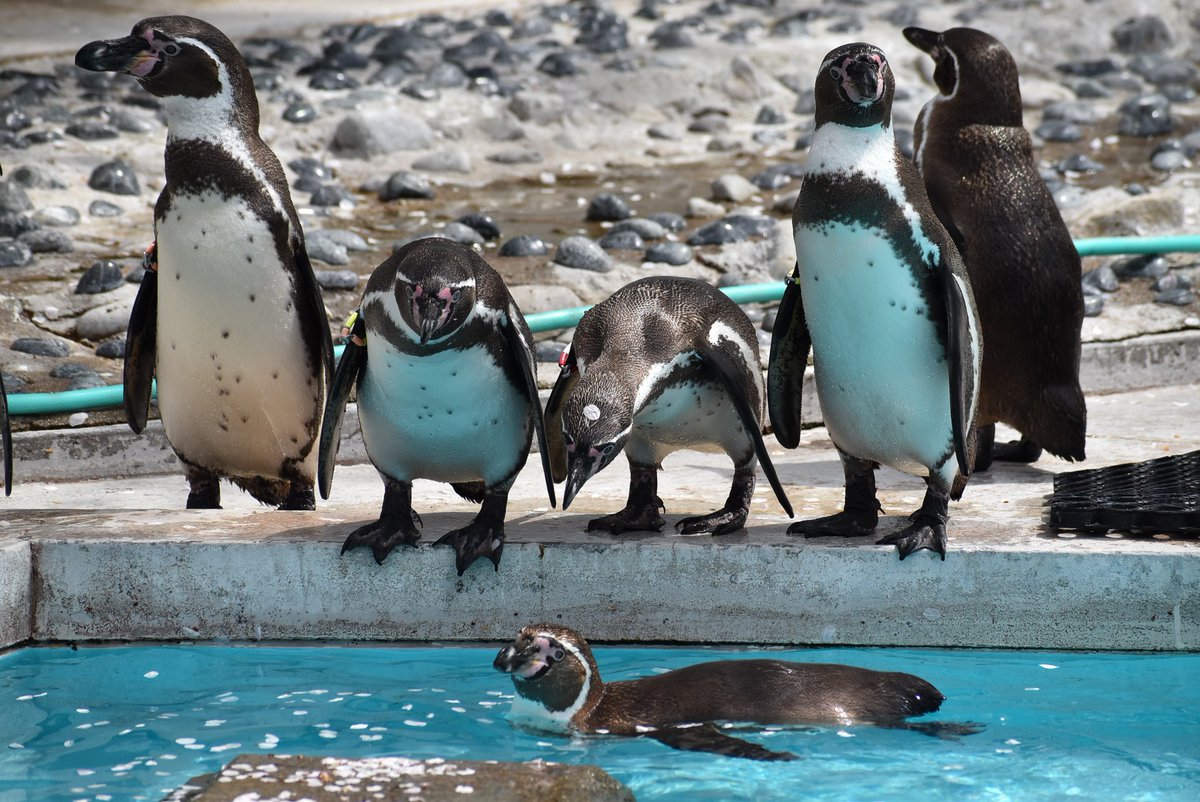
[0,644,1197,802]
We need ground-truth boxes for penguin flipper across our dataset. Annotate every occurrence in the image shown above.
[1,372,11,496]
[123,268,158,434]
[766,268,811,450]
[318,318,366,500]
[502,305,556,507]
[291,241,336,390]
[650,723,798,762]
[543,349,579,484]
[938,253,981,478]
[698,338,793,518]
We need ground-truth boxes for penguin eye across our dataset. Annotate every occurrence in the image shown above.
[162,43,181,56]
[451,289,462,303]
[551,648,565,662]
[601,444,615,456]
[829,66,844,81]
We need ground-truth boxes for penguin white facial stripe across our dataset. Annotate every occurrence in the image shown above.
[535,631,591,723]
[707,321,764,399]
[806,122,940,265]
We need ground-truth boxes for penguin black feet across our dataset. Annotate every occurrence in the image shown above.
[992,438,1043,464]
[675,467,755,536]
[876,487,950,560]
[185,472,222,509]
[435,487,510,575]
[588,462,665,535]
[341,478,422,564]
[787,455,880,538]
[279,482,316,511]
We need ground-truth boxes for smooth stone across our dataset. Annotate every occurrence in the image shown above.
[331,110,433,157]
[647,212,686,233]
[0,180,32,213]
[688,113,729,133]
[95,339,125,359]
[1153,273,1191,292]
[88,160,140,195]
[108,107,155,133]
[308,70,360,91]
[11,336,69,357]
[585,193,633,222]
[539,52,581,77]
[711,174,759,203]
[554,236,611,272]
[577,9,628,53]
[651,23,695,49]
[76,300,133,340]
[1042,100,1104,125]
[312,229,369,252]
[8,165,46,188]
[76,259,125,294]
[686,197,726,217]
[1112,15,1172,54]
[1154,288,1195,306]
[0,213,37,238]
[1058,154,1105,173]
[411,148,472,173]
[88,200,122,218]
[309,183,355,207]
[313,270,359,290]
[401,81,441,102]
[1083,294,1105,316]
[647,123,684,140]
[305,235,350,266]
[426,62,468,89]
[65,121,119,140]
[19,228,72,253]
[687,214,775,246]
[644,241,693,266]
[379,171,435,201]
[1117,94,1173,137]
[1111,254,1170,279]
[498,234,549,257]
[509,92,566,124]
[598,229,645,250]
[67,373,106,391]
[457,213,501,240]
[1056,57,1119,77]
[289,157,333,182]
[1072,79,1111,99]
[486,148,543,164]
[1083,265,1120,292]
[283,102,317,123]
[1034,121,1083,142]
[0,373,26,391]
[611,218,666,240]
[755,105,787,125]
[50,361,95,379]
[1129,55,1197,87]
[32,205,81,227]
[440,222,485,246]
[751,164,804,190]
[1151,150,1187,171]
[0,240,33,267]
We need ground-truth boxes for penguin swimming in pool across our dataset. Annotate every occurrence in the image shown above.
[495,624,982,761]
[545,276,793,535]
[904,26,1087,470]
[319,238,556,576]
[75,17,332,510]
[768,42,982,560]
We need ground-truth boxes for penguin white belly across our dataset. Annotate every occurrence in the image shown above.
[155,191,318,480]
[358,340,530,485]
[627,379,749,465]
[796,222,953,475]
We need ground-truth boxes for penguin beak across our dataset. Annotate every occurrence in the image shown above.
[845,57,883,105]
[75,36,156,77]
[562,445,615,511]
[903,27,940,57]
[493,644,521,674]
[418,316,439,345]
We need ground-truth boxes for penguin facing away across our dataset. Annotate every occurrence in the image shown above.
[545,276,793,536]
[320,238,556,576]
[75,17,333,510]
[768,42,982,560]
[904,26,1086,470]
[494,624,982,761]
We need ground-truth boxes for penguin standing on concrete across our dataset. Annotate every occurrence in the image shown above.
[547,276,792,535]
[320,238,555,576]
[769,43,982,560]
[904,26,1087,469]
[75,17,332,510]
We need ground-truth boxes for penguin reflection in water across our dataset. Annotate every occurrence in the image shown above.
[904,26,1087,470]
[769,43,982,559]
[495,625,982,761]
[546,276,793,536]
[75,17,332,510]
[320,238,556,575]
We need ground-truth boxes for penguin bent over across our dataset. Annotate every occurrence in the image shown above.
[75,17,332,510]
[546,276,792,535]
[319,238,556,576]
[768,43,982,560]
[905,26,1087,470]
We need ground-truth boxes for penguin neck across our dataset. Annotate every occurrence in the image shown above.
[509,642,604,733]
[158,40,260,145]
[807,121,896,181]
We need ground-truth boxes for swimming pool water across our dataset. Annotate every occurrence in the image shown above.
[1,643,1197,802]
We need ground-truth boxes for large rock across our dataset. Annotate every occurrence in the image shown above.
[331,109,434,158]
[163,754,634,802]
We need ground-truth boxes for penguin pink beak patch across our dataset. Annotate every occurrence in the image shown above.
[128,51,159,77]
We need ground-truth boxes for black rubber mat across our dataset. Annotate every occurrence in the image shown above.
[1049,450,1200,535]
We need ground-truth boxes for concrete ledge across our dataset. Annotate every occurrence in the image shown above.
[0,540,31,649]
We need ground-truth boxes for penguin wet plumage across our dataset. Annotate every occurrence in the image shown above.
[545,276,792,536]
[768,42,982,560]
[75,17,332,510]
[319,238,555,576]
[905,26,1087,470]
[494,624,982,761]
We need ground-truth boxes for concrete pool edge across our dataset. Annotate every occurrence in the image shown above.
[0,541,32,650]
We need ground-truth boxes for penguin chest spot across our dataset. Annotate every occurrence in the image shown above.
[153,191,319,479]
[358,342,530,484]
[795,222,953,474]
[631,379,747,461]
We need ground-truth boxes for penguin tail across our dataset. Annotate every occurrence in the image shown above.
[1036,383,1088,463]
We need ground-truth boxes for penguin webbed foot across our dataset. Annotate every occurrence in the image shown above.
[675,505,748,536]
[786,504,880,538]
[883,719,986,739]
[341,510,422,565]
[876,515,947,560]
[185,475,222,509]
[279,483,316,511]
[435,516,505,575]
[991,437,1043,464]
[587,498,666,535]
[650,722,798,762]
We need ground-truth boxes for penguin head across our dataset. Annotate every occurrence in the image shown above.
[903,27,1022,125]
[559,385,632,510]
[814,42,895,128]
[494,625,600,728]
[75,17,249,108]
[388,240,479,345]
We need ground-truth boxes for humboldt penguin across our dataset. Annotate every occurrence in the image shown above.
[545,276,792,536]
[905,26,1087,469]
[768,42,982,560]
[319,238,555,576]
[1,366,9,497]
[495,624,982,761]
[75,17,332,510]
